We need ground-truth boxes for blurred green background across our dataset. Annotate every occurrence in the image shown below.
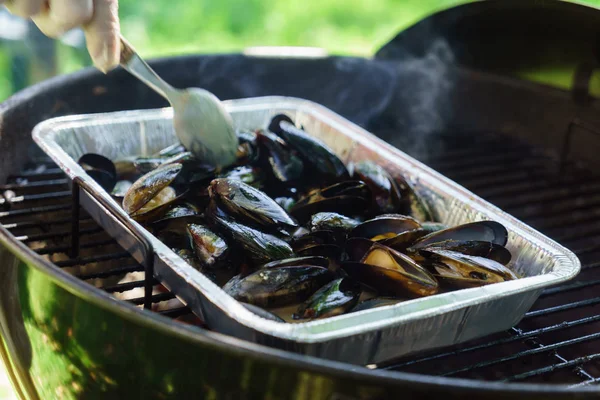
[0,0,471,101]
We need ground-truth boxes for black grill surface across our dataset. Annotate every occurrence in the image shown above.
[2,131,599,386]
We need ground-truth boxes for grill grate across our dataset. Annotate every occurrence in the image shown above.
[2,132,600,385]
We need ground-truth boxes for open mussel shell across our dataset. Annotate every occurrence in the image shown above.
[395,175,433,222]
[210,213,294,265]
[308,212,360,234]
[256,129,304,184]
[349,214,421,241]
[151,203,201,228]
[345,237,377,262]
[419,248,518,285]
[241,303,285,322]
[262,256,330,269]
[293,277,362,320]
[268,114,349,183]
[409,221,509,250]
[290,181,370,223]
[342,242,438,298]
[350,160,402,214]
[420,240,512,265]
[223,266,334,308]
[236,130,260,164]
[351,297,403,313]
[123,163,182,215]
[130,187,189,224]
[187,223,230,269]
[78,153,118,192]
[209,178,298,233]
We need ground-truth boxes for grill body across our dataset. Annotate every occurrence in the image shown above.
[3,0,600,398]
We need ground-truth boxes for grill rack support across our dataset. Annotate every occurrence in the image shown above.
[70,177,155,310]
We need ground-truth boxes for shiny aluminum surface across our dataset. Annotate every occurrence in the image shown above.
[31,96,581,365]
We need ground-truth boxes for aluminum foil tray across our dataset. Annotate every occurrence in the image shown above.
[32,96,581,365]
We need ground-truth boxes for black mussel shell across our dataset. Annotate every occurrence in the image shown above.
[419,248,517,283]
[262,256,330,269]
[223,266,334,308]
[269,115,349,182]
[395,175,433,222]
[409,221,509,250]
[351,297,403,313]
[349,215,421,241]
[187,223,230,269]
[379,228,429,252]
[342,243,438,298]
[241,303,285,322]
[290,181,370,223]
[130,187,189,224]
[308,212,360,233]
[209,178,298,232]
[256,129,304,184]
[210,214,294,265]
[236,130,260,164]
[123,163,182,215]
[78,153,118,191]
[350,160,402,214]
[420,240,512,265]
[293,277,362,320]
[344,237,377,262]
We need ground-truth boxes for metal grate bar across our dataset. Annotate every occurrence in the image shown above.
[36,237,117,256]
[54,251,131,267]
[0,203,71,218]
[0,179,68,191]
[74,264,143,280]
[503,353,600,382]
[16,226,102,243]
[128,292,176,306]
[102,279,158,293]
[0,190,70,206]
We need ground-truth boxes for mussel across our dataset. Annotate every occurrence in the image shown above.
[256,129,304,184]
[209,178,298,233]
[187,224,230,269]
[419,240,512,265]
[78,153,117,191]
[342,241,438,298]
[395,175,433,222]
[123,163,182,215]
[293,277,362,320]
[308,212,360,234]
[268,114,349,182]
[262,256,330,269]
[409,221,509,250]
[418,248,517,289]
[351,297,403,313]
[210,213,294,265]
[349,214,421,241]
[223,266,334,308]
[350,160,402,214]
[290,181,370,223]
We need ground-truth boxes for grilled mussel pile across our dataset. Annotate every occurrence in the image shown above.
[79,114,519,322]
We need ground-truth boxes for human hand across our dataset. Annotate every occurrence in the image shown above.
[3,0,121,73]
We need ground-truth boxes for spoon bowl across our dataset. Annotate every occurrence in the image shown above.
[118,36,239,169]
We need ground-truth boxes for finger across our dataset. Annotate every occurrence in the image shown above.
[5,0,45,18]
[32,0,93,38]
[83,0,120,73]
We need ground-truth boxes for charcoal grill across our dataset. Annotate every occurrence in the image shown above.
[3,0,600,398]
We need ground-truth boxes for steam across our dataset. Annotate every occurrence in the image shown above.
[373,38,457,159]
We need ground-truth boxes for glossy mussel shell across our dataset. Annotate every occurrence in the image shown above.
[350,160,402,214]
[419,248,517,289]
[409,221,509,250]
[349,214,421,241]
[342,241,438,298]
[209,178,298,232]
[123,163,182,215]
[223,266,334,308]
[420,240,512,265]
[293,277,361,320]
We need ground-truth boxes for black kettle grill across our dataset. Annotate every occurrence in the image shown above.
[3,0,600,398]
